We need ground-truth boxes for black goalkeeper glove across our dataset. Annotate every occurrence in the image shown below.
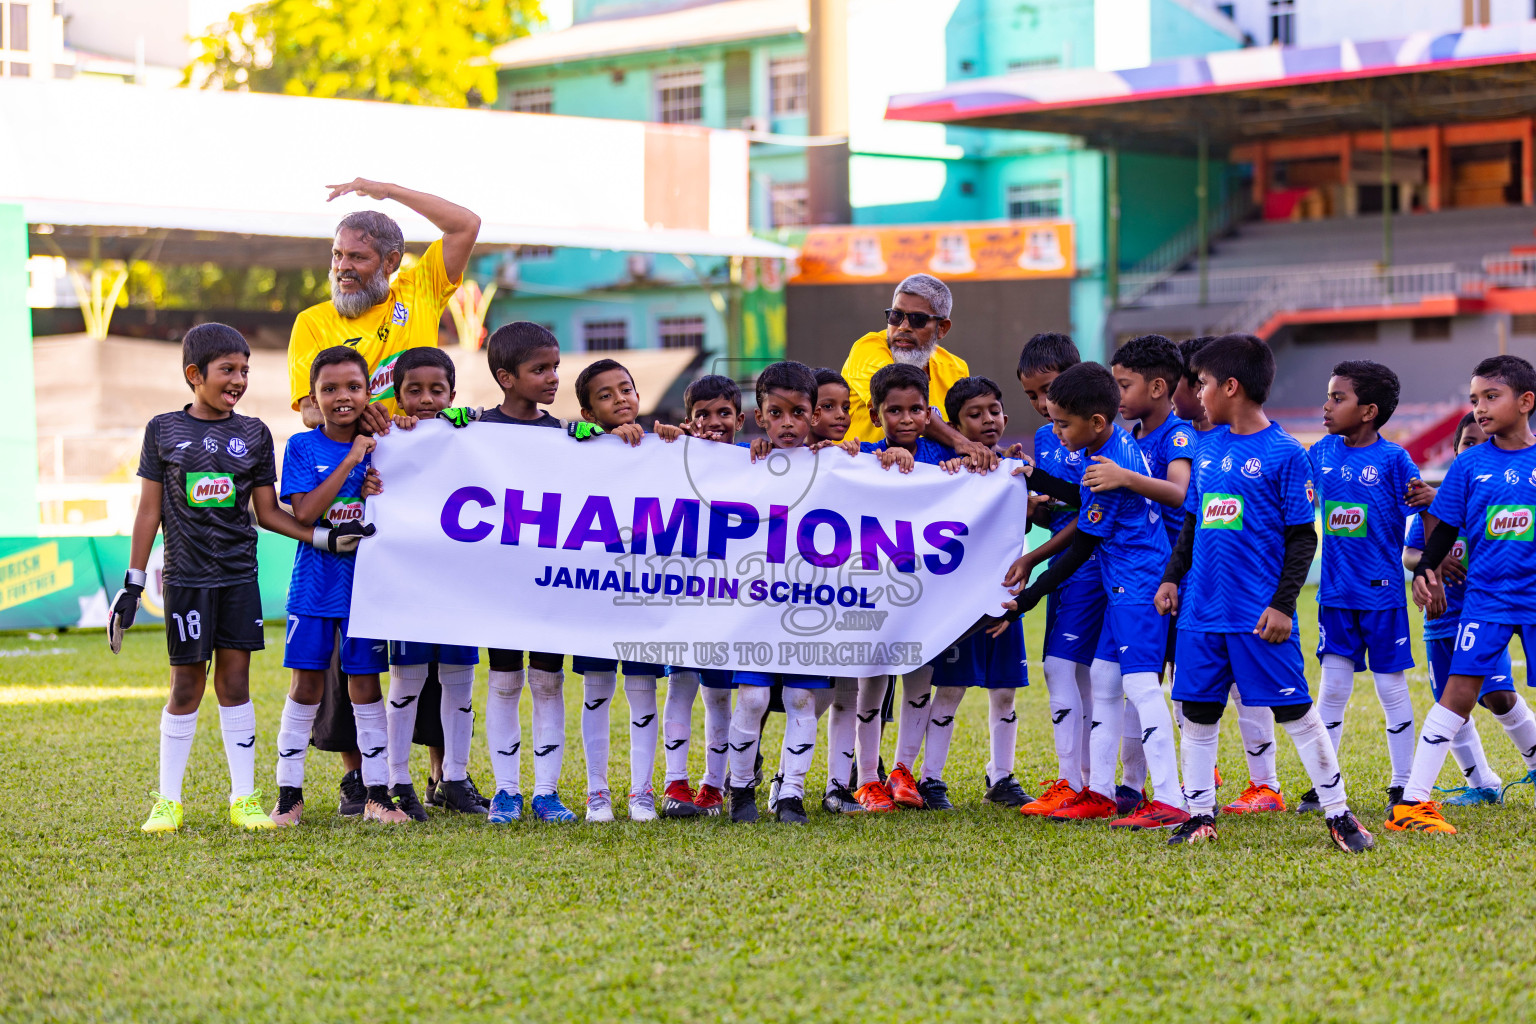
[311,521,376,554]
[568,421,604,441]
[441,407,479,428]
[108,568,146,655]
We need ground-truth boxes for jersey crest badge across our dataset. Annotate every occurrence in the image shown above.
[202,437,219,453]
[1507,468,1522,485]
[1242,457,1263,479]
[1359,465,1379,486]
[1172,433,1189,448]
[392,301,409,325]
[225,437,247,457]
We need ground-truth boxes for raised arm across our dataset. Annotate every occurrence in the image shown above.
[326,178,482,284]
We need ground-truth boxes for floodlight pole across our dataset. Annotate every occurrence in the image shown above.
[1382,100,1394,279]
[1106,144,1120,311]
[1197,127,1209,306]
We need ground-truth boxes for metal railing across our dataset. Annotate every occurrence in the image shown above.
[1213,262,1477,336]
[1483,251,1536,288]
[1116,191,1254,306]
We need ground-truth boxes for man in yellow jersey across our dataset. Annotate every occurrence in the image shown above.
[289,177,482,429]
[840,273,994,465]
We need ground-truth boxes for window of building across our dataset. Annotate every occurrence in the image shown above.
[769,182,810,227]
[655,67,704,125]
[1269,0,1295,45]
[1512,313,1536,335]
[1006,56,1061,73]
[1411,317,1452,341]
[7,4,29,52]
[1295,321,1377,344]
[1217,2,1235,18]
[658,315,706,350]
[1006,181,1063,219]
[582,319,628,352]
[509,86,552,114]
[516,245,555,261]
[769,55,806,116]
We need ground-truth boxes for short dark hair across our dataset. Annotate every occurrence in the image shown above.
[308,345,370,392]
[1042,362,1119,420]
[1112,334,1184,392]
[487,321,559,381]
[576,357,633,411]
[944,375,1005,422]
[870,363,929,410]
[684,374,741,415]
[754,360,818,408]
[182,323,249,390]
[1017,332,1079,378]
[1179,336,1214,388]
[395,346,456,392]
[814,367,849,392]
[1191,334,1275,404]
[1473,354,1536,401]
[1331,359,1401,429]
[1452,411,1478,450]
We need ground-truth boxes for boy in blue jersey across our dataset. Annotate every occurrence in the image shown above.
[993,363,1186,830]
[270,346,406,826]
[1011,333,1104,816]
[1156,334,1374,852]
[1308,360,1435,810]
[1392,355,1536,834]
[1402,413,1515,805]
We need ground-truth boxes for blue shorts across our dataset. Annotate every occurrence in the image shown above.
[1317,606,1415,673]
[1447,619,1536,680]
[1426,636,1514,701]
[572,656,666,677]
[932,619,1028,688]
[1171,627,1311,708]
[667,666,736,689]
[735,671,830,689]
[1043,575,1106,666]
[1093,602,1169,676]
[389,641,480,666]
[284,614,388,675]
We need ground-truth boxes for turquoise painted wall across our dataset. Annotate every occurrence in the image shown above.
[0,204,37,533]
[1150,0,1244,58]
[486,285,727,356]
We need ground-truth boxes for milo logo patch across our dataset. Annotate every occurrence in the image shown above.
[1201,493,1243,530]
[369,351,402,402]
[1324,501,1367,537]
[1486,505,1535,541]
[326,499,365,525]
[186,472,236,508]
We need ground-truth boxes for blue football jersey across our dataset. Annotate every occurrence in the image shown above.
[281,429,369,617]
[1035,423,1096,582]
[1427,440,1536,624]
[1405,514,1468,642]
[1076,425,1171,604]
[1179,423,1317,633]
[1134,413,1198,546]
[1308,434,1419,611]
[860,438,956,466]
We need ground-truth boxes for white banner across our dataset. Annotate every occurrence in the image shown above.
[349,422,1032,675]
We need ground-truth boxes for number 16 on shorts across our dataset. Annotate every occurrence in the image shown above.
[1447,618,1529,679]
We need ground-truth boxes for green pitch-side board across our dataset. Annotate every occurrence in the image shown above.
[0,204,37,535]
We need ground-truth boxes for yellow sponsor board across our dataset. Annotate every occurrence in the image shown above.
[0,543,76,612]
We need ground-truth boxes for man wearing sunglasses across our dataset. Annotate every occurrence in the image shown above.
[840,274,998,469]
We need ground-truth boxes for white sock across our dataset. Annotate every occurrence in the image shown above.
[274,697,318,789]
[581,670,617,793]
[779,687,818,800]
[1494,696,1536,773]
[528,667,566,796]
[1317,654,1355,754]
[438,664,474,783]
[158,708,198,804]
[894,666,934,768]
[1283,707,1349,815]
[701,685,733,790]
[729,686,771,789]
[826,676,858,791]
[626,674,659,795]
[1076,662,1094,783]
[486,669,524,795]
[386,663,428,787]
[1120,698,1147,792]
[1233,688,1280,789]
[1087,659,1125,800]
[218,701,258,802]
[1404,702,1467,803]
[986,687,1018,781]
[1124,670,1181,809]
[662,671,699,785]
[1450,714,1502,791]
[854,675,887,786]
[919,686,966,781]
[1042,656,1085,788]
[352,699,389,788]
[1181,719,1220,815]
[1373,670,1416,788]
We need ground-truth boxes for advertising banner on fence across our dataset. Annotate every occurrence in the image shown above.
[349,423,1032,675]
[789,221,1075,285]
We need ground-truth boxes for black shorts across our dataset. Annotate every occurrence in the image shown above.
[412,666,445,748]
[488,648,563,673]
[311,641,355,753]
[1165,612,1179,670]
[163,581,265,666]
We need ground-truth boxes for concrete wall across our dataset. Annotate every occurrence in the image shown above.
[0,204,37,533]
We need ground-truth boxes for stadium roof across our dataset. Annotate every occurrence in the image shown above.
[885,20,1536,153]
[493,0,807,69]
[0,78,793,265]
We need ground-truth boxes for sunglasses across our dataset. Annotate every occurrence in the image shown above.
[884,309,947,329]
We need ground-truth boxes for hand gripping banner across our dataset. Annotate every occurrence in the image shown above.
[349,421,1032,675]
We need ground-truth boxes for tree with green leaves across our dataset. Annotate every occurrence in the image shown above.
[185,0,543,108]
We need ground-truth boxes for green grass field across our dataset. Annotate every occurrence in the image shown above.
[3,586,1534,1023]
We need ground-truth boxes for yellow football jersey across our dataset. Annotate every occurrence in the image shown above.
[287,239,461,414]
[840,330,971,444]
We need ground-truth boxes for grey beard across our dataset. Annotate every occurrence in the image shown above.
[329,268,390,319]
[890,340,937,366]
